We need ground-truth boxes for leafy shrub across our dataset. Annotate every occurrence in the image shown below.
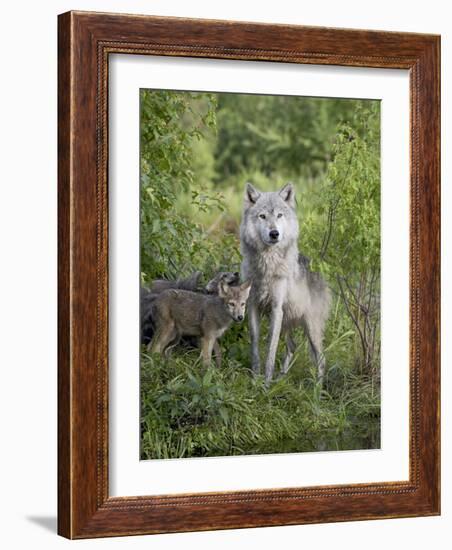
[302,102,381,373]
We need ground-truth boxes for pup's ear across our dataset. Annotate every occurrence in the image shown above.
[244,182,261,207]
[279,182,296,208]
[240,279,252,299]
[218,280,229,298]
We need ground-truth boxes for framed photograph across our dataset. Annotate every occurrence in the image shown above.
[58,11,440,538]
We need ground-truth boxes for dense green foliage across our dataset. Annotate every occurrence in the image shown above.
[215,94,359,179]
[141,352,380,459]
[140,90,381,460]
[302,103,381,373]
[140,91,239,283]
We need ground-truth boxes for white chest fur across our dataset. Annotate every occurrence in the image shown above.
[248,245,299,307]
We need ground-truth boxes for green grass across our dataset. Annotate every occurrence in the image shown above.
[140,315,380,460]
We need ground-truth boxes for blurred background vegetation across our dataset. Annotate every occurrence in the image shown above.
[140,89,381,460]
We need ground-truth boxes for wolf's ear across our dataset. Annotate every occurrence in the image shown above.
[240,279,252,298]
[279,182,296,208]
[218,280,229,298]
[244,182,261,207]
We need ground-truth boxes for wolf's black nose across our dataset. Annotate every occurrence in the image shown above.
[269,230,279,240]
[237,315,244,321]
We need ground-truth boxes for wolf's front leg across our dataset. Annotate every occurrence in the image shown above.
[264,304,284,384]
[200,336,215,367]
[248,300,261,374]
[213,341,222,369]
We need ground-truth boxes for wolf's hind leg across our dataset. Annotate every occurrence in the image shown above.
[281,332,296,375]
[151,322,177,356]
[163,335,181,358]
[303,316,326,383]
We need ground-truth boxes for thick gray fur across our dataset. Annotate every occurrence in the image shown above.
[204,271,240,293]
[150,271,203,294]
[240,182,331,384]
[141,271,240,345]
[150,280,252,367]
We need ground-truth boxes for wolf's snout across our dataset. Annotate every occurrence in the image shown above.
[269,230,279,241]
[237,314,244,322]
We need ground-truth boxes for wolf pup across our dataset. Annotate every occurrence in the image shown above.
[150,280,252,367]
[141,271,240,345]
[240,182,331,384]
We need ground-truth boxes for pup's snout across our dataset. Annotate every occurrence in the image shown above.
[269,229,279,241]
[237,314,244,322]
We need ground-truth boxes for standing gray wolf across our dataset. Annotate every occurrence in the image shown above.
[240,182,331,384]
[150,280,252,367]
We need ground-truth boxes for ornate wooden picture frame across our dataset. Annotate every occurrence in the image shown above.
[58,11,440,539]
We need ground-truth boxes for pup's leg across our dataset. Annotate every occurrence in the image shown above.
[200,335,215,367]
[151,322,177,355]
[281,332,296,375]
[248,300,261,374]
[264,303,284,384]
[163,334,181,358]
[213,341,222,368]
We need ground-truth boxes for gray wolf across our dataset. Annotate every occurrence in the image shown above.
[150,279,252,367]
[240,182,331,384]
[141,271,240,345]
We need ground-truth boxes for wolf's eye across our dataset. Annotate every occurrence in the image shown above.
[241,303,245,307]
[277,213,283,218]
[228,302,234,307]
[259,214,266,219]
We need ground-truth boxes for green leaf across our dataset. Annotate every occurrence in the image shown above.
[218,406,229,425]
[203,369,213,386]
[152,219,160,233]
